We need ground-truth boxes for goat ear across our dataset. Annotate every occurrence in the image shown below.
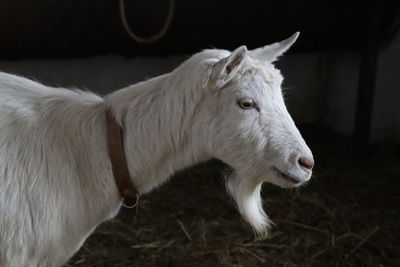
[208,46,247,89]
[250,32,299,62]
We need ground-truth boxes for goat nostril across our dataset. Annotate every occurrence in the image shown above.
[298,157,314,171]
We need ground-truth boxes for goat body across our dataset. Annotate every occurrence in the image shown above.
[0,34,313,266]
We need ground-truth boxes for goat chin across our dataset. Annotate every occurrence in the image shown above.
[226,173,271,238]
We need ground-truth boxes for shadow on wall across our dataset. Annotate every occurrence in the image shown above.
[0,55,186,94]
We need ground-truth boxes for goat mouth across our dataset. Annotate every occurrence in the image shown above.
[272,167,301,184]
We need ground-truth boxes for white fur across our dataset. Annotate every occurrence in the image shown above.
[0,33,313,266]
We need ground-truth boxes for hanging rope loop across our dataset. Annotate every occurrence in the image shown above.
[119,0,175,44]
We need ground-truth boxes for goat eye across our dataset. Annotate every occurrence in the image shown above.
[237,98,256,110]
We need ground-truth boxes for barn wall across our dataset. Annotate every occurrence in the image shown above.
[320,28,400,143]
[372,31,400,143]
[0,30,399,143]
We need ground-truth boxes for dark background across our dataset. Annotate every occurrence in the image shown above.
[1,0,399,266]
[0,0,398,58]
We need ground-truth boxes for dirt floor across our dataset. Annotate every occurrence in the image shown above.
[67,128,400,267]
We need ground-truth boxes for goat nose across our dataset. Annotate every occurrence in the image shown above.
[298,157,314,171]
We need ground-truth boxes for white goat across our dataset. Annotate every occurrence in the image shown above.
[0,33,313,266]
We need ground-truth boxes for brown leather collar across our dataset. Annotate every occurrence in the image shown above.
[105,108,139,208]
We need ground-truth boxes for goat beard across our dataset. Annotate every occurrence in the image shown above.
[226,172,271,238]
